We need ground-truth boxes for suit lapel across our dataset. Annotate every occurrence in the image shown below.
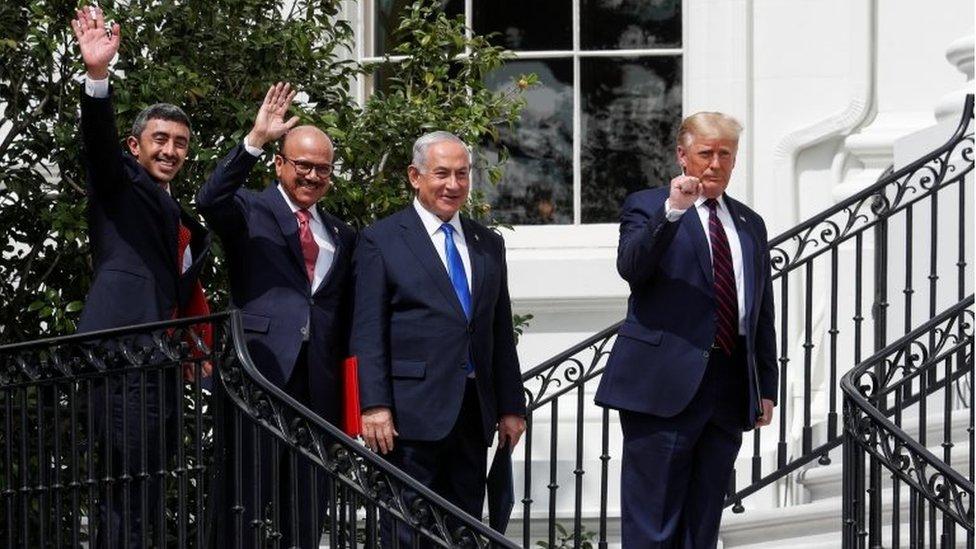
[126,157,181,270]
[398,208,468,320]
[461,216,486,316]
[679,204,714,287]
[152,180,181,271]
[264,183,307,280]
[725,195,758,327]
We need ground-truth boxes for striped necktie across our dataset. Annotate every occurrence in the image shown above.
[705,198,738,355]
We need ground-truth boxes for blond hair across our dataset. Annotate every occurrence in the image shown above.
[676,112,743,146]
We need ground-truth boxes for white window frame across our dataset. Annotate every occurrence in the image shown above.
[352,0,685,227]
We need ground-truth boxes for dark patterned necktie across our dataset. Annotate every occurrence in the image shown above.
[705,198,738,355]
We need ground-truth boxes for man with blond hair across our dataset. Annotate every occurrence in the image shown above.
[596,112,778,547]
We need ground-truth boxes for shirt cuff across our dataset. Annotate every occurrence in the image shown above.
[242,138,263,158]
[84,76,110,98]
[664,200,687,222]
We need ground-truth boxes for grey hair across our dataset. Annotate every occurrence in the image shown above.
[131,103,192,138]
[411,131,469,172]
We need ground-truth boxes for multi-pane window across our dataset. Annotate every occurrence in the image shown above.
[361,0,682,225]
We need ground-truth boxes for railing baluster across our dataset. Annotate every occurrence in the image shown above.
[598,407,609,549]
[139,364,149,549]
[156,366,166,549]
[69,379,80,548]
[4,388,12,548]
[803,262,814,455]
[36,381,48,548]
[573,382,584,549]
[547,399,558,549]
[855,232,864,365]
[829,246,840,443]
[193,360,205,549]
[175,360,187,547]
[778,274,789,469]
[52,382,63,549]
[522,411,533,549]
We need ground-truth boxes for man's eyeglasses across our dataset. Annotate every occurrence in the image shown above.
[279,155,334,178]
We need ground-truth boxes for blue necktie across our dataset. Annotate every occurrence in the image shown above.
[441,223,472,319]
[442,223,475,376]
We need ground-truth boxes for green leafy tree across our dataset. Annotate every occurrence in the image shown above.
[0,0,532,342]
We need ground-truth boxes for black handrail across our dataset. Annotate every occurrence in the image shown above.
[0,311,519,548]
[841,295,974,546]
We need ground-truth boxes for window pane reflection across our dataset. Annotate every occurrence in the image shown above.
[581,0,682,50]
[373,0,463,57]
[479,59,574,225]
[473,1,572,51]
[581,57,682,223]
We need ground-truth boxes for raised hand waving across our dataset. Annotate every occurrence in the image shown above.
[246,82,301,149]
[71,5,120,80]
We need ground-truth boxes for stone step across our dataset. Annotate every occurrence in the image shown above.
[799,408,971,501]
[719,484,972,548]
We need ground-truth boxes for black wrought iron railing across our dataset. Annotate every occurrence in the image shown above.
[841,295,973,548]
[516,94,974,548]
[0,312,518,548]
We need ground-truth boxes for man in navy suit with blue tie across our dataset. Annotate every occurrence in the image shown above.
[197,83,356,548]
[595,112,778,548]
[351,132,527,545]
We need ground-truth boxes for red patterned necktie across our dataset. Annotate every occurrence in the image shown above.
[177,223,192,273]
[174,222,212,367]
[705,198,738,355]
[296,209,318,283]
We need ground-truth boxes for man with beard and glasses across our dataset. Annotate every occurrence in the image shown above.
[197,82,356,548]
[71,7,212,548]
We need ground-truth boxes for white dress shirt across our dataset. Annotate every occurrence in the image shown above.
[666,195,747,334]
[85,75,191,273]
[412,197,473,293]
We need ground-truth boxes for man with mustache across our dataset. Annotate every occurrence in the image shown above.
[351,131,526,546]
[71,7,212,548]
[197,82,356,548]
[595,112,778,548]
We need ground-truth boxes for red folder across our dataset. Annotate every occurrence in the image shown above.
[342,356,362,437]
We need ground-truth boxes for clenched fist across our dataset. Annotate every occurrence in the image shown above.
[668,174,702,211]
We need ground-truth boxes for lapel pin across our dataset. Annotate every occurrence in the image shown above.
[474,233,480,242]
[333,226,339,235]
[739,215,746,222]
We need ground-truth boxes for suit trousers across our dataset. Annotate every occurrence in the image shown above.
[215,343,329,549]
[380,379,488,548]
[619,338,749,548]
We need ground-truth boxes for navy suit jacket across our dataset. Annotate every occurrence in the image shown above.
[196,145,356,422]
[77,87,211,334]
[594,187,777,426]
[350,207,526,443]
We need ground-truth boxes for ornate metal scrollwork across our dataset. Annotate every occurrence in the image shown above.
[522,326,618,411]
[842,296,975,532]
[768,111,974,278]
[217,313,518,548]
